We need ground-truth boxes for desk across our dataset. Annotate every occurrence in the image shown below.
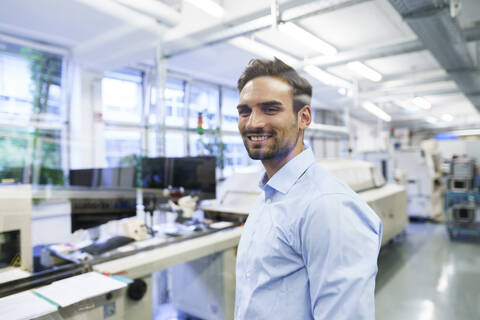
[93,227,242,320]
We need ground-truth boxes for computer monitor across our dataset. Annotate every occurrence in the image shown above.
[140,156,216,199]
[69,169,99,187]
[141,157,167,189]
[171,156,216,200]
[70,167,136,189]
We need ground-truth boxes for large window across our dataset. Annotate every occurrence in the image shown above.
[221,88,239,132]
[188,83,219,130]
[102,76,142,124]
[0,44,66,185]
[102,73,143,167]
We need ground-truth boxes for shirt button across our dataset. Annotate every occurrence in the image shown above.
[266,198,271,204]
[246,272,250,279]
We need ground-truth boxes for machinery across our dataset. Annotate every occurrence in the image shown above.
[448,157,477,192]
[202,159,408,246]
[392,146,445,220]
[0,184,32,273]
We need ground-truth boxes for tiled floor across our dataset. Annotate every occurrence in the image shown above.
[375,222,480,320]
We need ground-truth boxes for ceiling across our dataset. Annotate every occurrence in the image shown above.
[0,0,479,131]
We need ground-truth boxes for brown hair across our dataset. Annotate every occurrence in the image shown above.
[237,57,312,114]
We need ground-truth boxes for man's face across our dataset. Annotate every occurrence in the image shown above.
[237,76,301,161]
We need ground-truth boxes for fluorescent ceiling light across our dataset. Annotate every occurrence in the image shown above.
[185,0,224,18]
[304,65,351,88]
[347,61,382,82]
[278,22,337,55]
[397,101,418,112]
[228,37,299,67]
[441,114,453,122]
[412,96,431,109]
[425,116,438,124]
[361,101,392,122]
[451,129,480,136]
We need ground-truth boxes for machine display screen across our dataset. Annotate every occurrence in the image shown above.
[0,230,20,268]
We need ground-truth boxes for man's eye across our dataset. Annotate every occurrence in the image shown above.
[238,109,251,116]
[264,107,278,113]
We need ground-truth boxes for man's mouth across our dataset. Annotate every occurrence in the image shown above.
[247,134,272,144]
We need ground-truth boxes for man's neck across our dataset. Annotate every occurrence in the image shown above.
[262,143,306,179]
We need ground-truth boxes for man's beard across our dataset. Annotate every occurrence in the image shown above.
[242,129,300,161]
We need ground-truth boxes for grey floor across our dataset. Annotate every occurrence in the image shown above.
[375,222,480,320]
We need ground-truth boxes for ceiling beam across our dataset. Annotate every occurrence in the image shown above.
[304,24,480,69]
[388,0,480,112]
[162,0,371,57]
[359,68,480,92]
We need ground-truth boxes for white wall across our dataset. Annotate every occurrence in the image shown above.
[350,118,389,153]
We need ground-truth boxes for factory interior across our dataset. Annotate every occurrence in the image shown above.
[1,0,480,319]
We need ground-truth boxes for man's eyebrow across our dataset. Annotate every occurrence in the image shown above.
[259,100,282,107]
[237,104,249,110]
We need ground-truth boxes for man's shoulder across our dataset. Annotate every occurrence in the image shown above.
[297,163,355,198]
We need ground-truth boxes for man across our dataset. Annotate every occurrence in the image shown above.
[234,58,382,319]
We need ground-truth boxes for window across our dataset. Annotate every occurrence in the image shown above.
[104,128,141,167]
[150,78,186,127]
[221,88,239,132]
[188,83,219,130]
[102,73,143,167]
[0,44,66,185]
[102,77,142,124]
[165,131,186,157]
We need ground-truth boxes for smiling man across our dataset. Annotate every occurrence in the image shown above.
[234,58,382,320]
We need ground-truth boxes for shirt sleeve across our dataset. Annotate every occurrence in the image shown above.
[299,193,381,320]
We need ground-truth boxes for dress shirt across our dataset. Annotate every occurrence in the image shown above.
[235,148,382,320]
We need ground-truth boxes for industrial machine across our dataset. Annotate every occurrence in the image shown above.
[444,156,480,239]
[392,146,444,220]
[0,184,33,273]
[202,159,408,246]
[448,157,477,192]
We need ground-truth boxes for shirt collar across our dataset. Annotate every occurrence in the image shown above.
[258,148,315,194]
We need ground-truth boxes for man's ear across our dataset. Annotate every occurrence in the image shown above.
[298,105,312,130]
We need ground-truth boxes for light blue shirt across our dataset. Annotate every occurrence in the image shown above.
[235,148,382,320]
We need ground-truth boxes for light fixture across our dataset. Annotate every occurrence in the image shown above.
[425,116,438,124]
[304,65,351,88]
[347,61,382,82]
[228,37,299,67]
[361,101,392,122]
[184,0,225,18]
[337,88,347,96]
[441,114,453,122]
[412,97,431,109]
[451,129,480,136]
[278,22,337,55]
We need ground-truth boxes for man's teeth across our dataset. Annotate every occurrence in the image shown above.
[251,136,267,141]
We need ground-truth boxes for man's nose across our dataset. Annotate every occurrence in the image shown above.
[246,110,266,129]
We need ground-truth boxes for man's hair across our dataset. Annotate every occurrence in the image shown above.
[237,57,312,114]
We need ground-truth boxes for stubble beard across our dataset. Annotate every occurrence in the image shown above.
[243,128,301,161]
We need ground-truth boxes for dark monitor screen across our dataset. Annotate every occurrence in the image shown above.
[141,156,216,199]
[70,167,136,189]
[141,157,167,189]
[69,169,99,187]
[171,156,216,199]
